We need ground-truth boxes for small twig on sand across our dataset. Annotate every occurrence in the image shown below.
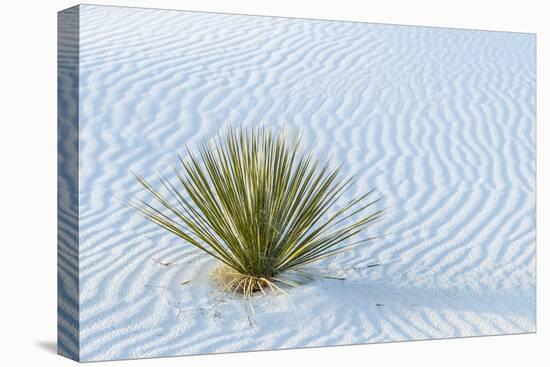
[151,257,172,267]
[307,263,383,272]
[322,276,346,280]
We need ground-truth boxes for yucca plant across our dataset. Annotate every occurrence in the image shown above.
[127,127,382,297]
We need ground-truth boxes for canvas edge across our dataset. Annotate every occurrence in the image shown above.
[57,4,80,362]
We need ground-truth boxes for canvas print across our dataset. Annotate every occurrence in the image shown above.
[57,4,536,362]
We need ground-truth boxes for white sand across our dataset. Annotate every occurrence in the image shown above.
[74,5,535,361]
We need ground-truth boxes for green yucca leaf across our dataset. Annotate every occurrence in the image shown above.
[127,127,382,285]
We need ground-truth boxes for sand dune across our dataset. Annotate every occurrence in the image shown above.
[71,5,535,361]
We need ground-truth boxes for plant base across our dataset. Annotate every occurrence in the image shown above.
[213,265,287,297]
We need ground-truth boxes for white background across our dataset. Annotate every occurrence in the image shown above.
[0,0,546,365]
